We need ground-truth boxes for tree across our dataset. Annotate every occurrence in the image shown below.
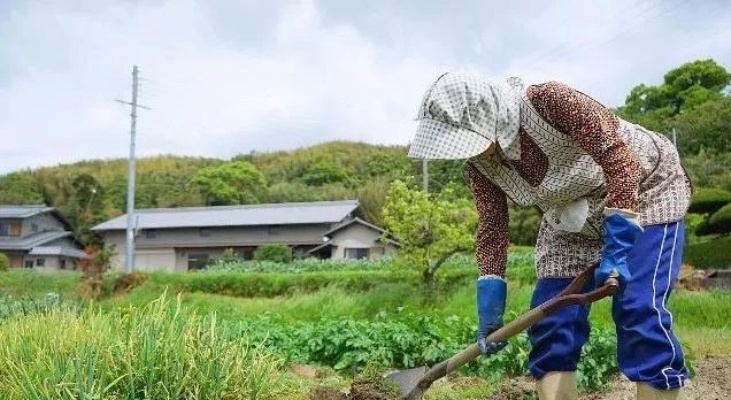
[616,59,731,154]
[674,97,731,154]
[189,161,268,206]
[0,172,44,204]
[382,180,477,290]
[300,160,351,187]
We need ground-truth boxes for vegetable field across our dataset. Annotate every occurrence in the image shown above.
[0,252,728,399]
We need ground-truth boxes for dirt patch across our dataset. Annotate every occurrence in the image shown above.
[580,355,731,400]
[348,380,400,400]
[308,380,399,400]
[309,387,348,400]
[487,376,536,400]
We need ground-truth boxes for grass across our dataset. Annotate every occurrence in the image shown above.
[0,294,292,400]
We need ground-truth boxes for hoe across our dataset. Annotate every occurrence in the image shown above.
[386,266,618,400]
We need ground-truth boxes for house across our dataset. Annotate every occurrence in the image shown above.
[91,200,398,272]
[308,217,399,260]
[0,205,88,270]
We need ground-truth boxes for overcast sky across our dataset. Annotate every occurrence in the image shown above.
[1,0,729,173]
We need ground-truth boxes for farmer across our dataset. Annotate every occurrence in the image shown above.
[407,72,692,400]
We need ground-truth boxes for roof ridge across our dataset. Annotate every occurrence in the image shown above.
[0,204,51,208]
[132,199,360,214]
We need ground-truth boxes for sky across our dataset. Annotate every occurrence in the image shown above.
[1,0,729,173]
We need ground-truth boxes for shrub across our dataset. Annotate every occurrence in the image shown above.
[112,272,148,294]
[685,236,731,269]
[253,244,292,263]
[688,188,731,214]
[708,202,731,232]
[0,252,9,272]
[149,270,420,298]
[77,246,114,300]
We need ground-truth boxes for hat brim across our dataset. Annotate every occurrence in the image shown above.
[407,118,493,160]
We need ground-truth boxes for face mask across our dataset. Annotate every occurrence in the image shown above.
[545,198,589,233]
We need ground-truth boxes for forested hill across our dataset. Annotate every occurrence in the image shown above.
[0,141,470,243]
[1,59,730,248]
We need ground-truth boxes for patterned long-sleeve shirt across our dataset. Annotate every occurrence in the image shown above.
[470,81,642,277]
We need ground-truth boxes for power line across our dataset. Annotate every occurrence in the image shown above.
[115,66,150,274]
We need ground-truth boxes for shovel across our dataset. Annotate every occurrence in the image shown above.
[386,266,619,400]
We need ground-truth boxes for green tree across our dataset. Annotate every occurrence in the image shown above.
[616,59,731,154]
[382,180,477,290]
[71,174,108,244]
[300,160,351,187]
[189,161,267,206]
[0,172,44,204]
[674,97,731,154]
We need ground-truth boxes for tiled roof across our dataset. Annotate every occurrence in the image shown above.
[92,200,360,231]
[0,231,71,251]
[0,205,54,219]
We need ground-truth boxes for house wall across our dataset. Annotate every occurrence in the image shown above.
[21,213,66,236]
[23,254,60,270]
[329,224,394,260]
[102,223,331,272]
[3,251,25,268]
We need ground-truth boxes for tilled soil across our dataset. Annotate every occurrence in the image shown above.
[487,356,731,400]
[308,356,730,400]
[308,380,400,400]
[584,355,731,400]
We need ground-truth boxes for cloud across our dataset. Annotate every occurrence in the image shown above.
[0,0,729,173]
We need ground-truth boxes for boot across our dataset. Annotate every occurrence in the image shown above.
[636,383,681,400]
[536,371,577,400]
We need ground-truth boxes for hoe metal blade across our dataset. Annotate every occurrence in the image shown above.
[385,366,429,400]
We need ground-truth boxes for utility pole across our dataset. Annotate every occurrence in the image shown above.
[421,158,429,193]
[672,127,677,147]
[116,65,149,273]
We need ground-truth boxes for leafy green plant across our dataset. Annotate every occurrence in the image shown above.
[253,244,293,264]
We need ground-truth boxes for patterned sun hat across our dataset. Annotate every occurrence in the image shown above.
[408,72,522,160]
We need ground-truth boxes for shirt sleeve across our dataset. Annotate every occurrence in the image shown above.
[467,163,509,277]
[526,81,640,211]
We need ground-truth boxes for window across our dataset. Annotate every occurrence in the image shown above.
[36,258,45,267]
[344,248,370,260]
[200,228,212,237]
[187,254,210,270]
[145,229,157,239]
[31,223,39,233]
[0,223,19,237]
[59,259,67,269]
[24,260,33,269]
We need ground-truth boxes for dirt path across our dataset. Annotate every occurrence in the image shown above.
[489,355,730,400]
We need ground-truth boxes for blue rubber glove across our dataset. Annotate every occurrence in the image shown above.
[595,208,643,291]
[476,276,508,356]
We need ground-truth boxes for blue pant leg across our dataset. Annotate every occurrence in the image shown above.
[528,277,592,380]
[613,221,689,390]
